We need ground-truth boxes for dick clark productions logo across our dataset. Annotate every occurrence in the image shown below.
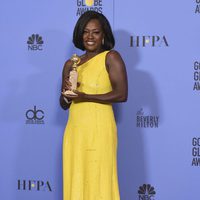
[138,184,156,200]
[27,34,44,51]
[25,106,44,124]
[76,0,103,16]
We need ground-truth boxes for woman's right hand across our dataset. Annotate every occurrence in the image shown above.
[62,79,72,93]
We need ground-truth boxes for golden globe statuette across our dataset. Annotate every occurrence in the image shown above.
[64,54,80,96]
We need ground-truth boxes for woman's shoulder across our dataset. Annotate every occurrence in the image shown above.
[62,59,73,75]
[64,59,73,67]
[106,49,123,62]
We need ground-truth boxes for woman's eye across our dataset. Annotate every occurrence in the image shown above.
[83,30,101,35]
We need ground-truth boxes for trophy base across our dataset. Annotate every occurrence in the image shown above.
[64,90,78,96]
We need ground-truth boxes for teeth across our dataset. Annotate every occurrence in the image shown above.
[87,42,95,45]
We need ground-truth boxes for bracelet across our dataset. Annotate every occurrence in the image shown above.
[64,97,72,104]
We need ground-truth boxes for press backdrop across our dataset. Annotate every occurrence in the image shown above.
[0,0,200,199]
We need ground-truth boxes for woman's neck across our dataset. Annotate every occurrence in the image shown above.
[85,49,104,59]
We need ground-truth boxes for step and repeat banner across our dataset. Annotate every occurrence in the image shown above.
[0,0,199,200]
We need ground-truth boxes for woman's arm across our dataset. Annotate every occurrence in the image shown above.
[60,60,73,110]
[64,50,128,104]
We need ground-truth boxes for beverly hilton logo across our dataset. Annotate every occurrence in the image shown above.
[130,35,169,47]
[138,184,156,200]
[193,61,200,90]
[192,137,200,166]
[195,0,200,13]
[27,34,44,50]
[136,108,159,128]
[17,179,52,192]
[76,0,103,16]
[25,106,45,124]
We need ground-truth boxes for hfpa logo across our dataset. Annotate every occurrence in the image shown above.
[17,179,52,192]
[130,35,169,47]
[138,184,156,200]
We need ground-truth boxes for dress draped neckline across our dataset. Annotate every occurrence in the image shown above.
[78,51,108,68]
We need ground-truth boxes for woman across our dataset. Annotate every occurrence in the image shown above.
[60,11,128,200]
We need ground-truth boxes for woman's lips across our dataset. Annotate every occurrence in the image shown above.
[86,41,95,45]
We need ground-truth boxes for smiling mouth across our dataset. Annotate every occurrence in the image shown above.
[86,41,95,45]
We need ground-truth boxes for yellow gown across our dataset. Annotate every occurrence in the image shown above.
[63,51,120,200]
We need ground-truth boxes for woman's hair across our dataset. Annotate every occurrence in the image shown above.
[73,11,115,51]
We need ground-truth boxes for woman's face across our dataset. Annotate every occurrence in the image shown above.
[83,19,104,53]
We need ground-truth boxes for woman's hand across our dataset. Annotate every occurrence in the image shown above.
[62,79,81,93]
[61,80,85,102]
[63,79,72,92]
[60,60,73,110]
[61,89,86,102]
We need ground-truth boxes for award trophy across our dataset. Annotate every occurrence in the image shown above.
[64,54,81,96]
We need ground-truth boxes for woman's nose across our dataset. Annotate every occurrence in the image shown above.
[88,32,94,39]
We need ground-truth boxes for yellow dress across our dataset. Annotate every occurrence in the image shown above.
[63,51,120,200]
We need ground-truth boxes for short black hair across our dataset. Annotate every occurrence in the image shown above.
[73,11,115,51]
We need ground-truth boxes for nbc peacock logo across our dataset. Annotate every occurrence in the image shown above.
[138,184,156,200]
[27,34,44,51]
[76,0,103,16]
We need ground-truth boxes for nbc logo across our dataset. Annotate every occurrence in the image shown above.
[138,184,156,200]
[27,34,44,50]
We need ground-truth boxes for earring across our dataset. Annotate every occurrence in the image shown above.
[102,38,104,45]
